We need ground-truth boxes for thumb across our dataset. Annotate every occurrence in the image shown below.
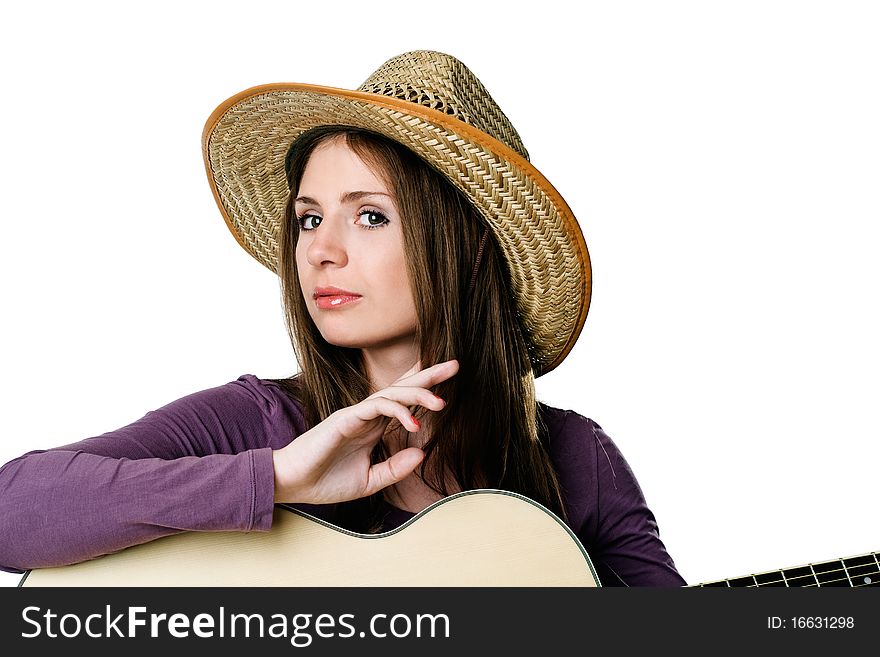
[364,447,425,495]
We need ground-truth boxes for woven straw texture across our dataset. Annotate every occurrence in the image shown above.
[203,50,591,375]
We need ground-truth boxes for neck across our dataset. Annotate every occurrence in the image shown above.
[361,343,420,392]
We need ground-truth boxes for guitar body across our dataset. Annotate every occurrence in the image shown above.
[19,489,600,587]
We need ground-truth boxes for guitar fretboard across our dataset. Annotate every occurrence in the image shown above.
[697,551,880,587]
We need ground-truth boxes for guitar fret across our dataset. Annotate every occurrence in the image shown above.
[813,559,851,587]
[754,571,786,587]
[844,554,880,587]
[781,565,817,587]
[727,576,755,587]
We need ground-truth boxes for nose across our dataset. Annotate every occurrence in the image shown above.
[305,214,349,268]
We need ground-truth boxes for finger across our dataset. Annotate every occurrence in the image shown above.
[392,359,459,389]
[367,386,446,411]
[351,396,422,433]
[364,447,425,495]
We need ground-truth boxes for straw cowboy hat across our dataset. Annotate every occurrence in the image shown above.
[202,50,591,376]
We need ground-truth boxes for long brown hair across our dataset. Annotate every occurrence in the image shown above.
[270,125,565,531]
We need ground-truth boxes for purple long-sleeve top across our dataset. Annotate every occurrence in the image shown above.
[0,374,687,586]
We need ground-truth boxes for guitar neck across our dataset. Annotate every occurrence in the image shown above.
[695,551,880,587]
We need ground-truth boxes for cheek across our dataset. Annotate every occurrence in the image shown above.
[380,247,411,290]
[294,239,306,266]
[389,254,417,316]
[294,243,315,311]
[294,242,309,281]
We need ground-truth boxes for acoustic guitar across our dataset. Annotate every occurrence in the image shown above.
[18,488,879,588]
[19,489,600,587]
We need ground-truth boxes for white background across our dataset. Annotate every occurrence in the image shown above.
[1,1,877,588]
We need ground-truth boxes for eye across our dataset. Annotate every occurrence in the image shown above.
[357,209,389,230]
[297,214,321,230]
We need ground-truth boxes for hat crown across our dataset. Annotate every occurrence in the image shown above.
[357,50,530,161]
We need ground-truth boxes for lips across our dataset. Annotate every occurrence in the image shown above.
[313,286,362,310]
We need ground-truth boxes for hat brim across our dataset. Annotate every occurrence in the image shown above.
[202,83,591,376]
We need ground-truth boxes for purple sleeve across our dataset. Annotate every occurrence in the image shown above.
[0,374,306,573]
[549,410,687,587]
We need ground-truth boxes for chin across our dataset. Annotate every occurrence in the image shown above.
[318,329,415,352]
[322,337,368,350]
[316,330,365,349]
[315,325,377,348]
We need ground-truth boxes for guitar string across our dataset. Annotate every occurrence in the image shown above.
[746,576,880,588]
[701,555,880,587]
[701,573,880,588]
[714,568,880,588]
[765,561,880,587]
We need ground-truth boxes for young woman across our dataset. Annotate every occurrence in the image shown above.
[0,50,686,586]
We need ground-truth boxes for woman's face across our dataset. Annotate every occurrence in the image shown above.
[294,138,418,354]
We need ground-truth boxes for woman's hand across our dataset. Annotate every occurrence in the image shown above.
[272,359,459,504]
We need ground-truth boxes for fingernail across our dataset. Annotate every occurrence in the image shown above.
[410,415,420,428]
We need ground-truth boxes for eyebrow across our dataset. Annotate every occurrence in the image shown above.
[294,191,393,205]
